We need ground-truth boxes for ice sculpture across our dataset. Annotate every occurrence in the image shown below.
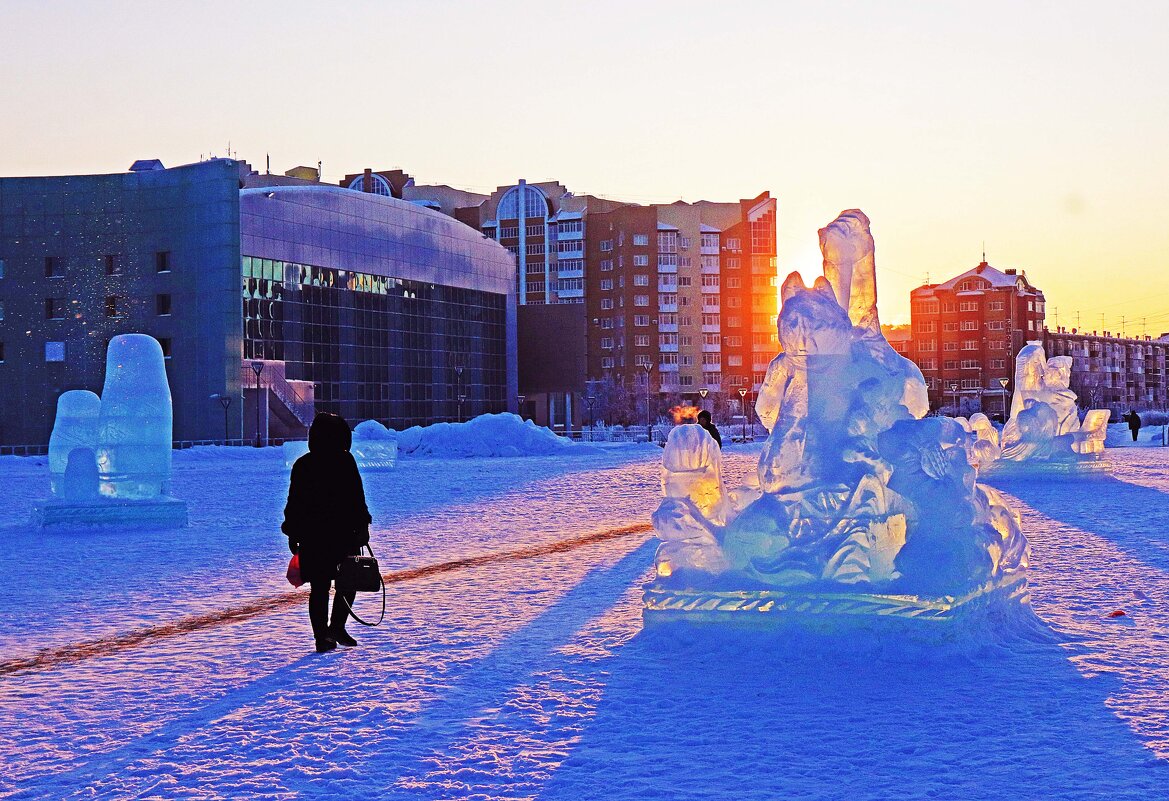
[34,334,187,528]
[645,210,1031,625]
[992,342,1109,467]
[95,335,173,499]
[285,418,399,469]
[48,390,101,496]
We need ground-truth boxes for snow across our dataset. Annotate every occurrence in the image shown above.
[1,444,1168,798]
[392,413,580,458]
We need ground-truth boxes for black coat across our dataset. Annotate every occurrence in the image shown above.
[282,416,372,583]
[699,420,722,448]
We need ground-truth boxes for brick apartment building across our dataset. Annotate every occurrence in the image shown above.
[909,261,1046,416]
[1043,328,1169,413]
[346,169,778,429]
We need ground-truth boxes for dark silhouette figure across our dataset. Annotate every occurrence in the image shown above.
[696,410,722,448]
[282,413,372,653]
[1123,410,1141,442]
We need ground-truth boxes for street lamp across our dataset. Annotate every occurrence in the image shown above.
[738,387,748,442]
[250,360,265,448]
[698,387,708,413]
[210,393,233,444]
[949,382,959,417]
[454,364,465,422]
[641,362,654,443]
[517,394,526,419]
[585,394,596,440]
[998,376,1010,420]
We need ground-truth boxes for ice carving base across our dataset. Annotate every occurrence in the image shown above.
[32,496,189,530]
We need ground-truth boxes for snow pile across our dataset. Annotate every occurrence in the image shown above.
[394,413,575,458]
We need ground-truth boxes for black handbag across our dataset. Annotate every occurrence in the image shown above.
[337,544,385,626]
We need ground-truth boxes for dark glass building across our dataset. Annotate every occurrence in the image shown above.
[0,161,517,447]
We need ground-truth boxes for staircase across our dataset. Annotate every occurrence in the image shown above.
[242,361,316,439]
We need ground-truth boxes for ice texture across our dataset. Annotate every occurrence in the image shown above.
[94,335,173,499]
[651,210,1030,601]
[48,390,101,496]
[997,342,1107,464]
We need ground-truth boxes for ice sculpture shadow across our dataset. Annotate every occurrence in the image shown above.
[12,654,326,798]
[541,625,1165,800]
[984,473,1169,574]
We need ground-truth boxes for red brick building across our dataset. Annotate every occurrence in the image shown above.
[910,261,1046,416]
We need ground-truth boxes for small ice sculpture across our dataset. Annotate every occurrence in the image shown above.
[646,210,1031,624]
[995,343,1108,466]
[48,390,101,496]
[95,334,173,499]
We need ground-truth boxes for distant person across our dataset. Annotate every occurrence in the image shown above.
[1123,410,1141,442]
[282,413,372,653]
[696,410,722,448]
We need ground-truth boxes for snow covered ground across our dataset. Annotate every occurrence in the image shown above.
[2,442,1169,799]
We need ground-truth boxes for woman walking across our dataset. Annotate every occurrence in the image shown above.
[283,413,372,653]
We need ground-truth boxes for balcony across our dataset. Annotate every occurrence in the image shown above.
[557,287,584,299]
[659,302,678,313]
[700,261,720,275]
[700,244,719,256]
[701,283,719,293]
[657,262,678,274]
[659,343,678,353]
[703,342,721,353]
[701,323,721,333]
[658,282,678,293]
[658,323,679,333]
[702,303,721,314]
[659,362,680,372]
[557,266,584,279]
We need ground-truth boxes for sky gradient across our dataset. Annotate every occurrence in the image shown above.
[2,0,1167,329]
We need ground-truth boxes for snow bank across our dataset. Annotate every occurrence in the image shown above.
[393,413,575,458]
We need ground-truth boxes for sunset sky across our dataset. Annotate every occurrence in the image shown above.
[3,0,1167,329]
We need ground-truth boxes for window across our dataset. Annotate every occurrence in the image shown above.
[0,259,4,279]
[156,251,171,273]
[944,360,958,370]
[159,338,172,359]
[45,298,66,320]
[600,336,614,349]
[724,336,743,347]
[657,231,678,253]
[943,322,959,332]
[681,355,693,367]
[659,333,678,346]
[727,355,743,366]
[526,243,544,255]
[727,297,742,308]
[633,234,649,246]
[701,314,720,327]
[659,293,678,305]
[987,320,1005,330]
[990,359,1006,369]
[725,276,741,288]
[680,316,692,326]
[959,301,978,312]
[702,275,720,288]
[104,254,122,276]
[960,320,977,331]
[0,300,3,321]
[633,273,649,286]
[918,340,936,352]
[942,302,956,313]
[600,317,613,329]
[525,224,543,237]
[633,255,649,267]
[634,315,650,326]
[916,321,936,333]
[156,294,172,316]
[525,281,543,294]
[45,341,65,362]
[726,316,741,328]
[634,295,649,307]
[913,300,940,314]
[700,232,719,250]
[678,276,692,287]
[961,378,981,389]
[499,225,518,238]
[558,220,583,235]
[601,357,614,369]
[990,340,1006,350]
[600,298,613,310]
[600,259,613,272]
[600,240,613,252]
[921,359,937,370]
[962,339,978,350]
[987,301,1005,311]
[634,335,650,347]
[679,375,695,387]
[726,238,741,251]
[680,296,690,306]
[600,279,613,291]
[961,359,980,369]
[726,257,740,270]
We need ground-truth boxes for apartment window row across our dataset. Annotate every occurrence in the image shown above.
[700,232,719,250]
[633,234,650,246]
[499,226,518,238]
[557,220,583,235]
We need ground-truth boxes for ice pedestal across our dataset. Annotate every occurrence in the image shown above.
[33,334,187,529]
[645,211,1033,630]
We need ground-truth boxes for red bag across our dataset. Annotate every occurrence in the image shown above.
[286,553,303,588]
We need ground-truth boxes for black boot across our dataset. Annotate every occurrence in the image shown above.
[331,626,357,647]
[315,636,337,654]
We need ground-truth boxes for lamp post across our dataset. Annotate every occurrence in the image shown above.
[585,394,596,440]
[738,387,748,442]
[210,394,232,444]
[517,394,526,420]
[949,382,959,417]
[641,362,654,443]
[454,364,465,422]
[998,376,1010,420]
[698,387,708,413]
[250,360,265,448]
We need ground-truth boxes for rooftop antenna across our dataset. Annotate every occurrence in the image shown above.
[1121,315,1127,338]
[1142,317,1148,337]
[981,241,986,263]
[1076,311,1081,329]
[1054,307,1059,328]
[266,154,270,175]
[317,160,322,181]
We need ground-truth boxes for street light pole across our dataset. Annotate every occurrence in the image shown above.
[585,394,596,441]
[250,361,265,447]
[738,387,747,442]
[517,394,526,420]
[641,362,654,442]
[998,376,1010,420]
[698,387,708,413]
[210,394,232,444]
[949,382,959,417]
[455,365,465,423]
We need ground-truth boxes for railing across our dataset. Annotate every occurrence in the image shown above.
[242,361,315,427]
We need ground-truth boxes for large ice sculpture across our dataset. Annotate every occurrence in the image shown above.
[993,342,1109,466]
[34,334,186,528]
[95,334,173,499]
[645,210,1031,625]
[48,390,101,496]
